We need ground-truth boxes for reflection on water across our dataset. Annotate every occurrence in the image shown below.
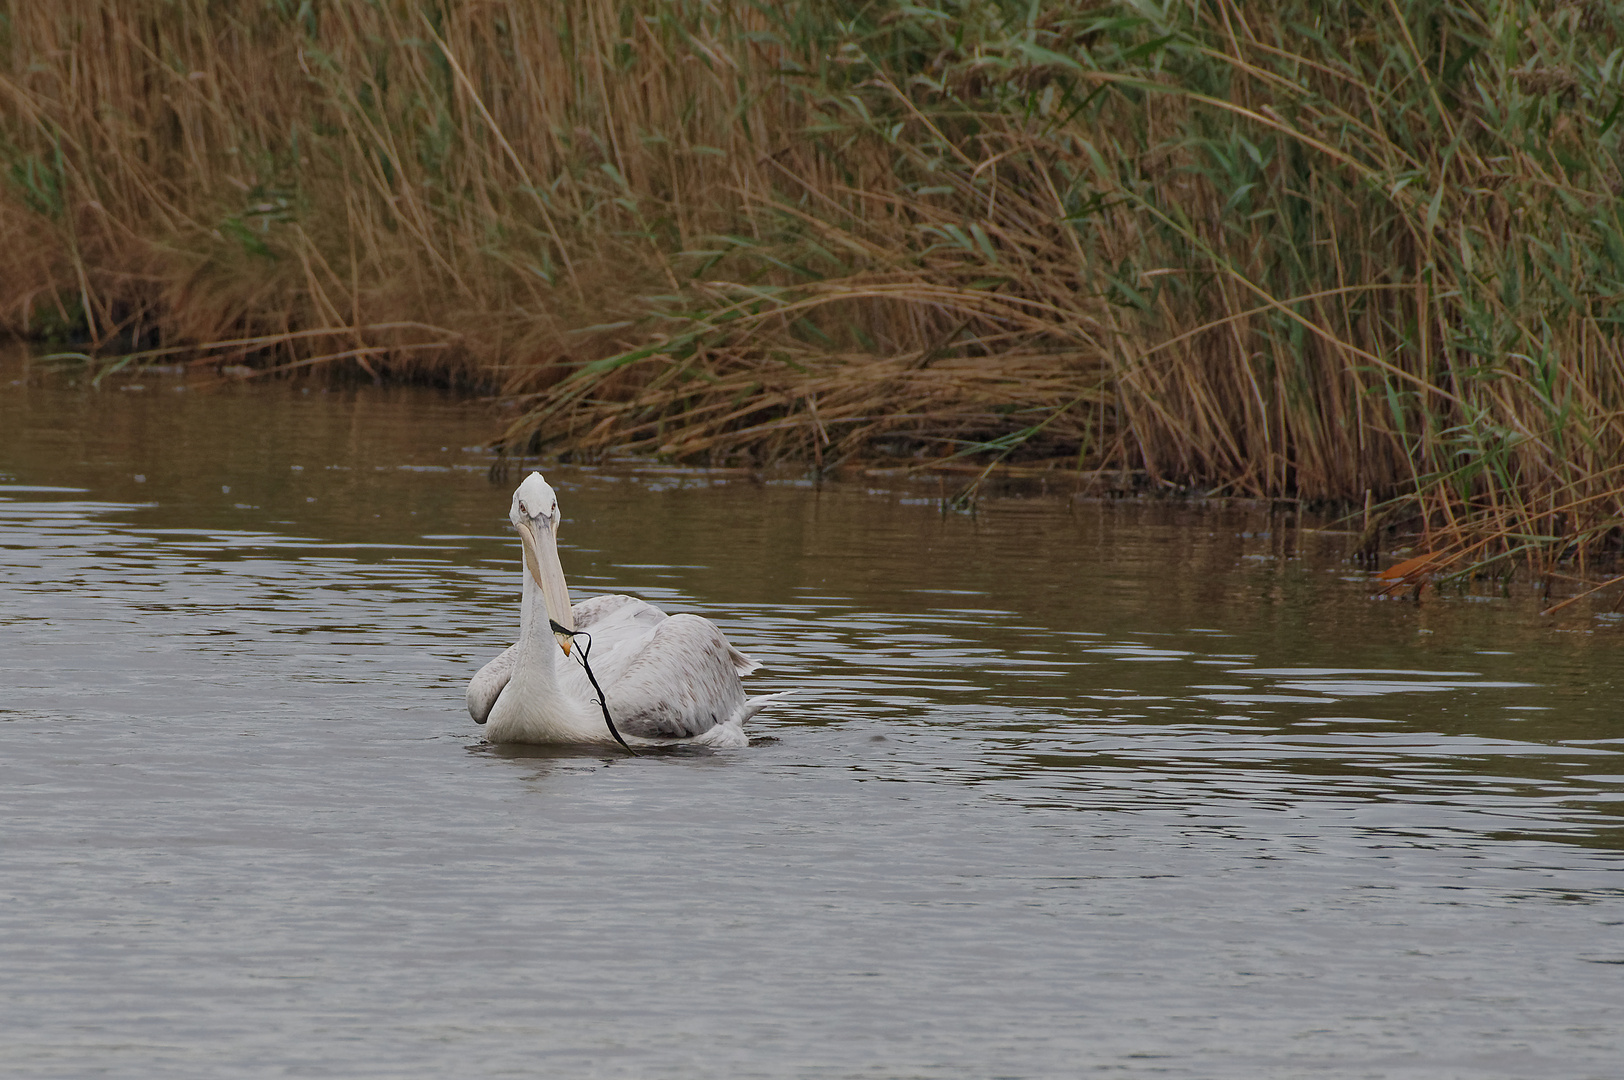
[2,355,1623,1079]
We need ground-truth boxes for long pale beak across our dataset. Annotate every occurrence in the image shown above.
[516,515,575,655]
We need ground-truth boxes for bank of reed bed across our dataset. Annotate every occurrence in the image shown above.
[4,1,1624,587]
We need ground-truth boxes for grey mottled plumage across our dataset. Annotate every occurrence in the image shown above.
[468,474,791,746]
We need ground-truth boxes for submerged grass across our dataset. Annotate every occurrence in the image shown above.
[4,0,1624,584]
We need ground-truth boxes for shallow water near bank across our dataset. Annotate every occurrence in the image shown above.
[2,357,1622,1079]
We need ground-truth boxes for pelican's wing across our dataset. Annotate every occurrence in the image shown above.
[564,594,669,686]
[600,614,751,739]
[466,643,518,724]
[571,593,667,636]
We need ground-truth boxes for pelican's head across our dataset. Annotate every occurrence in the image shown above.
[510,472,574,655]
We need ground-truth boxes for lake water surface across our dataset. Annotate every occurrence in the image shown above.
[2,357,1622,1078]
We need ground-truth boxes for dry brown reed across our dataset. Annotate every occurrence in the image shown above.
[5,0,1624,585]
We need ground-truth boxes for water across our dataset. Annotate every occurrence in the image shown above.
[2,358,1622,1079]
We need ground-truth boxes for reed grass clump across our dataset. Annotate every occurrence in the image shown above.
[4,0,1624,582]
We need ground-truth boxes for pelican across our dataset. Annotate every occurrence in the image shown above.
[466,472,789,747]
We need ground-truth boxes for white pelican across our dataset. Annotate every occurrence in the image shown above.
[467,472,789,748]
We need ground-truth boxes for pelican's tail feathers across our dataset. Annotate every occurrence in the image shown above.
[734,689,797,726]
[729,644,762,677]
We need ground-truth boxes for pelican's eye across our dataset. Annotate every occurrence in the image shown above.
[518,501,528,516]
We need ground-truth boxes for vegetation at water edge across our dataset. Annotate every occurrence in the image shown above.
[4,0,1624,586]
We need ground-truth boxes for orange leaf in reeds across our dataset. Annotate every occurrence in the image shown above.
[1376,552,1446,597]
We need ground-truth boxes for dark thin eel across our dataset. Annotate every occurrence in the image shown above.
[551,619,637,755]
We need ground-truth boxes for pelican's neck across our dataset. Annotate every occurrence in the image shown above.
[485,552,604,743]
[515,561,563,684]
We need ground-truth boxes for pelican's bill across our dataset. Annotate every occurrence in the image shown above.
[516,515,575,655]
